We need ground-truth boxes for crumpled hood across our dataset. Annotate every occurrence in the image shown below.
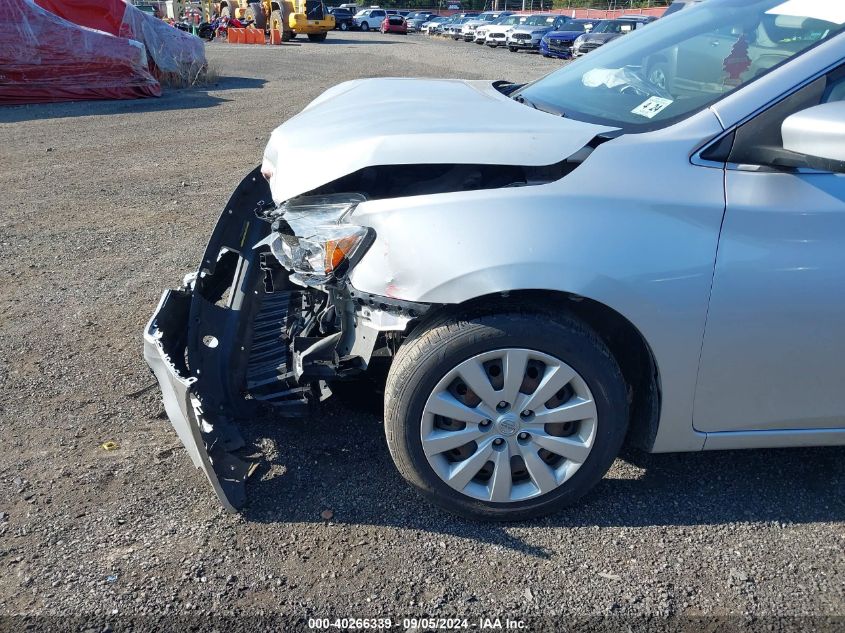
[262,78,615,204]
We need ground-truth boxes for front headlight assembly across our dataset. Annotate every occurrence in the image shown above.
[257,194,374,287]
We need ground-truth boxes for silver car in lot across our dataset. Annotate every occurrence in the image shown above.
[405,11,437,32]
[421,15,449,35]
[483,13,527,47]
[460,11,512,42]
[145,0,845,520]
[506,14,572,52]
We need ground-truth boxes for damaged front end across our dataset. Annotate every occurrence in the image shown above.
[143,167,431,511]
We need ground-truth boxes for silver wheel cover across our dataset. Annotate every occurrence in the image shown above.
[421,349,597,504]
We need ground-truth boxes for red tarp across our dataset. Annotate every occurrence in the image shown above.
[36,0,206,81]
[0,0,161,103]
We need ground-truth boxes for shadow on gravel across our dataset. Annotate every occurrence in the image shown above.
[0,76,266,123]
[240,386,845,556]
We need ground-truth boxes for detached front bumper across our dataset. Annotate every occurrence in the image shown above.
[143,167,434,512]
[143,289,252,512]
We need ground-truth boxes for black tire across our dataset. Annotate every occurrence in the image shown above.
[339,21,348,30]
[244,3,266,29]
[307,32,327,41]
[384,310,628,521]
[508,45,518,52]
[360,21,369,31]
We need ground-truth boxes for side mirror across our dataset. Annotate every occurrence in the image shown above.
[782,102,845,171]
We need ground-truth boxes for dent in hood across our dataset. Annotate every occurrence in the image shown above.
[261,78,616,204]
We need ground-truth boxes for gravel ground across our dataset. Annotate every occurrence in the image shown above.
[0,32,843,631]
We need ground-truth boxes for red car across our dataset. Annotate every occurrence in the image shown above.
[380,15,407,34]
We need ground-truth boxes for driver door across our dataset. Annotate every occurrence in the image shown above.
[694,68,845,433]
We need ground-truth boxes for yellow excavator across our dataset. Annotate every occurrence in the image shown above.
[211,0,334,41]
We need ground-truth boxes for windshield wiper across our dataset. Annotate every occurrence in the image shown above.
[514,93,567,118]
[513,94,539,109]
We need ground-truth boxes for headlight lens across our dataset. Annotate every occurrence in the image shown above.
[260,194,374,286]
[276,224,370,283]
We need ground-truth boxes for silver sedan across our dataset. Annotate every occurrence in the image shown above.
[145,0,845,519]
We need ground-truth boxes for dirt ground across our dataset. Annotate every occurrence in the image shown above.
[0,32,843,631]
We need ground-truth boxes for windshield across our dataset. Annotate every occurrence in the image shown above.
[496,15,521,25]
[522,15,553,26]
[516,0,845,130]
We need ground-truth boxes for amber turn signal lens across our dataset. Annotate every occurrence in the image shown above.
[324,234,361,273]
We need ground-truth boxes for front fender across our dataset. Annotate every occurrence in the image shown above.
[347,110,726,453]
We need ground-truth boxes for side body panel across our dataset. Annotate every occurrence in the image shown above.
[694,169,845,432]
[350,110,728,453]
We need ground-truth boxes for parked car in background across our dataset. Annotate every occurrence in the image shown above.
[445,16,476,39]
[329,7,355,30]
[381,14,407,33]
[572,16,654,57]
[422,15,450,35]
[146,0,845,520]
[484,13,527,47]
[406,11,437,32]
[460,11,512,42]
[539,19,593,59]
[507,14,571,52]
[353,7,386,31]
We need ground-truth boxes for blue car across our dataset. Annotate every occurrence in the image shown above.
[539,19,594,59]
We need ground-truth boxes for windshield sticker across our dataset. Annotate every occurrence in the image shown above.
[632,96,674,119]
[767,0,845,24]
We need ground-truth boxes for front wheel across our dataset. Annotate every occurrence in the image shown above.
[508,45,518,52]
[339,21,348,30]
[360,21,369,31]
[384,310,628,521]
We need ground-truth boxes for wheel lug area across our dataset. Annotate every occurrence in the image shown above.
[480,419,492,429]
[496,401,510,412]
[517,432,530,441]
[493,438,505,447]
[520,410,533,420]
